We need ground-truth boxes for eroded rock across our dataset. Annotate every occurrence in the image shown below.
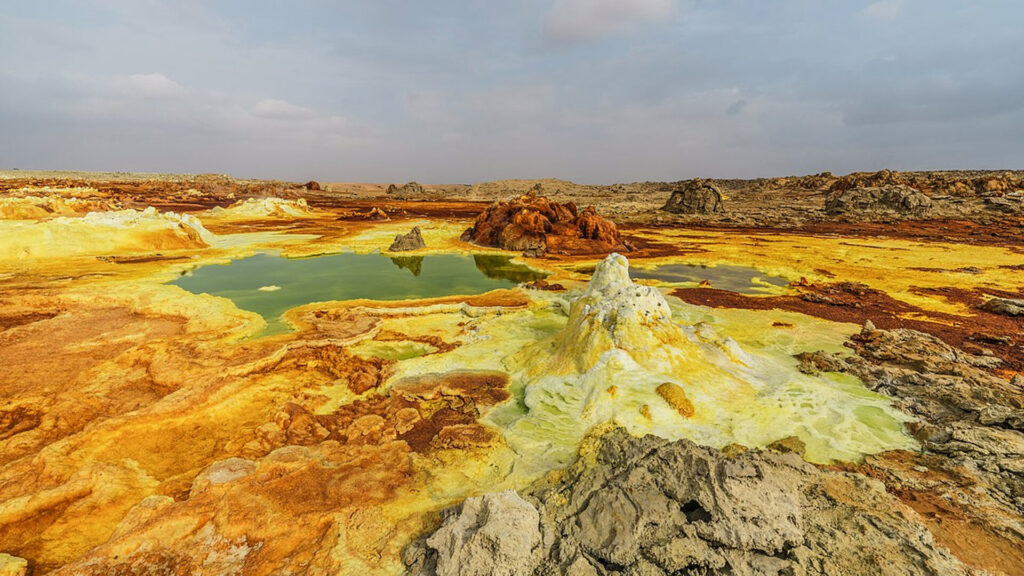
[389,227,426,252]
[387,182,425,196]
[661,179,725,214]
[825,184,935,218]
[980,297,1024,317]
[405,491,542,576]
[407,428,973,576]
[461,193,627,255]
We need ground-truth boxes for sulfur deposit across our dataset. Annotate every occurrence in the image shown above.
[494,254,916,471]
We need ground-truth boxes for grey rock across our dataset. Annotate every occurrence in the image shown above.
[387,181,425,196]
[389,226,426,252]
[409,429,972,576]
[406,490,542,576]
[979,297,1024,317]
[661,180,724,214]
[825,185,935,218]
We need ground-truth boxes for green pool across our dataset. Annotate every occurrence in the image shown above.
[630,263,788,293]
[171,252,546,335]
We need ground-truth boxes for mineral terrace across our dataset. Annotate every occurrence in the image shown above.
[0,170,1022,576]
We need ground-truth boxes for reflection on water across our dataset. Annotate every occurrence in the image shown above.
[390,255,423,277]
[600,262,790,294]
[171,252,546,335]
[474,254,548,283]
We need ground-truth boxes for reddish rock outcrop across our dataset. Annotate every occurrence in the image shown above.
[461,194,627,255]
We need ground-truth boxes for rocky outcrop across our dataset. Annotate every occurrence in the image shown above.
[796,325,1024,572]
[461,193,627,255]
[825,184,935,218]
[406,428,972,576]
[405,491,542,576]
[831,169,1024,197]
[387,182,425,196]
[304,180,321,191]
[798,327,1024,505]
[389,226,426,252]
[661,179,725,214]
[980,297,1024,317]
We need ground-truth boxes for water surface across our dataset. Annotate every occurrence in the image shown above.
[172,252,546,334]
[630,263,788,293]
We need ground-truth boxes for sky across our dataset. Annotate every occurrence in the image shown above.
[1,0,1021,184]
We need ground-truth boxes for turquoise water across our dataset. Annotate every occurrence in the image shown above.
[171,252,546,335]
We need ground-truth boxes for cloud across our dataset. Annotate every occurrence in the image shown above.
[544,0,676,42]
[117,73,186,99]
[726,98,748,116]
[862,0,902,21]
[250,98,316,120]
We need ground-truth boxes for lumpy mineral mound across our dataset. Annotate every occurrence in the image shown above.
[461,192,627,255]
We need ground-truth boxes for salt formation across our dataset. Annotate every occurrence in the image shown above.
[494,253,915,469]
[0,207,215,260]
[206,197,313,219]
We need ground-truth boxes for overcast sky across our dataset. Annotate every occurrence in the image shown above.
[1,0,1021,183]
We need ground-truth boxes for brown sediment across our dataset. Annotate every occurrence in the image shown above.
[672,282,1024,370]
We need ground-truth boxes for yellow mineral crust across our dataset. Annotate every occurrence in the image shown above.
[626,228,1024,315]
[0,207,215,261]
[490,254,916,473]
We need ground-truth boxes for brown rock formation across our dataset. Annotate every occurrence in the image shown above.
[365,207,390,221]
[461,193,627,255]
[304,180,321,191]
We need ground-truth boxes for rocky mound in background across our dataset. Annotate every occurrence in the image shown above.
[461,193,627,255]
[405,428,972,576]
[387,182,425,196]
[824,184,937,219]
[830,169,1024,196]
[661,179,725,214]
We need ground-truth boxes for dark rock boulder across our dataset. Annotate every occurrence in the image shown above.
[304,180,321,191]
[980,297,1024,317]
[825,184,935,217]
[389,226,426,252]
[387,182,425,196]
[661,179,725,214]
